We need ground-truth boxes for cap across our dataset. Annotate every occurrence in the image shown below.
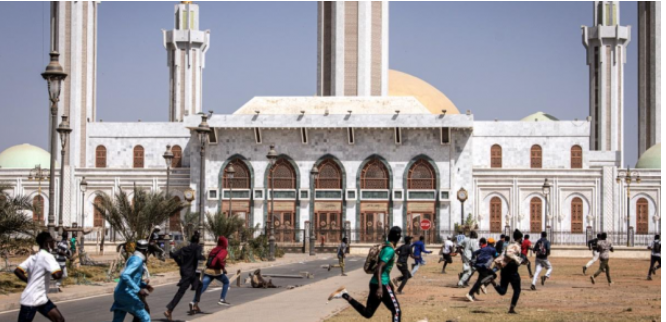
[487,237,495,244]
[136,239,149,251]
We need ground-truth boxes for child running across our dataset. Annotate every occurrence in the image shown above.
[393,236,415,294]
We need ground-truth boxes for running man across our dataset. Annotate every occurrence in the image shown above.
[466,238,496,302]
[328,226,402,322]
[458,231,479,288]
[583,234,601,275]
[590,232,613,286]
[647,234,660,280]
[191,236,231,313]
[520,234,533,278]
[110,240,153,322]
[165,232,204,321]
[14,232,66,322]
[439,236,455,274]
[393,236,415,294]
[531,232,552,290]
[411,236,432,276]
[487,229,524,314]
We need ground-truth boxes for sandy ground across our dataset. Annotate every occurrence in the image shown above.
[326,256,661,322]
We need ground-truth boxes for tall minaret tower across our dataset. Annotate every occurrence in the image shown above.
[582,1,630,166]
[317,1,388,97]
[637,1,660,156]
[163,1,210,122]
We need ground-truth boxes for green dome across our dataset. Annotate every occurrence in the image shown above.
[520,111,559,122]
[636,143,661,169]
[0,144,57,169]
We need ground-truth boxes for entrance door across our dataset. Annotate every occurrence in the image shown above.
[571,197,583,233]
[636,198,649,234]
[360,212,388,243]
[530,197,542,233]
[315,212,341,245]
[272,212,295,243]
[490,197,502,233]
[407,213,436,244]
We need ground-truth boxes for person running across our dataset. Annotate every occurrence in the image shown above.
[486,229,523,314]
[590,232,613,286]
[393,236,415,294]
[165,232,204,321]
[439,236,455,274]
[411,235,432,276]
[191,236,231,313]
[457,231,479,288]
[14,232,66,322]
[110,240,153,322]
[520,234,533,278]
[328,226,402,322]
[531,232,552,290]
[647,235,660,280]
[54,232,71,291]
[583,234,601,275]
[466,238,496,302]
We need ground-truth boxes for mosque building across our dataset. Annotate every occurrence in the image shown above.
[0,1,660,247]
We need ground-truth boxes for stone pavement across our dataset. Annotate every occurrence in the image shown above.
[0,253,324,313]
[193,263,371,322]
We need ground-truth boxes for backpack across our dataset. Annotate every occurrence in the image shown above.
[206,249,221,268]
[535,240,548,257]
[364,244,387,274]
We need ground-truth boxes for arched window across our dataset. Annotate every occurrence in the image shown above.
[94,196,104,227]
[571,197,583,233]
[571,145,583,169]
[360,159,389,189]
[95,145,107,168]
[133,146,144,168]
[223,159,251,189]
[407,159,436,190]
[170,196,182,231]
[530,197,542,233]
[491,145,502,168]
[636,198,649,234]
[268,159,296,189]
[490,196,502,233]
[315,160,342,189]
[530,145,542,169]
[32,195,44,223]
[171,145,183,168]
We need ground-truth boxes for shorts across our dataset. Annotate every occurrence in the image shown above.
[442,254,453,264]
[18,300,57,322]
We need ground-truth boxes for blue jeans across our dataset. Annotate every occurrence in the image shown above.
[113,309,150,322]
[193,274,229,303]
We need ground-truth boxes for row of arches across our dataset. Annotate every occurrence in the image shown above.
[490,145,583,169]
[94,145,183,169]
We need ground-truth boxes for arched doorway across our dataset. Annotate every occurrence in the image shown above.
[314,159,343,245]
[530,197,542,233]
[490,197,502,233]
[222,159,252,227]
[406,159,437,243]
[571,197,583,233]
[359,158,390,243]
[636,198,649,234]
[268,159,297,243]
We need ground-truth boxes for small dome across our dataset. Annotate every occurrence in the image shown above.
[0,144,56,169]
[636,143,660,169]
[520,111,559,122]
[388,69,460,114]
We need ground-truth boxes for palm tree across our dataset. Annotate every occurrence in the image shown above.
[204,211,246,240]
[93,186,184,246]
[0,184,37,253]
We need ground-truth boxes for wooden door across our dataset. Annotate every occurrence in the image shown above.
[490,197,502,233]
[530,197,542,233]
[636,198,649,234]
[272,212,295,243]
[360,212,387,243]
[315,212,341,245]
[571,197,583,233]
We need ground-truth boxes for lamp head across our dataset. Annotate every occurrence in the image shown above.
[42,52,67,102]
[310,164,319,179]
[56,115,72,146]
[226,164,236,179]
[80,177,88,192]
[542,178,551,196]
[163,145,174,167]
[266,145,278,165]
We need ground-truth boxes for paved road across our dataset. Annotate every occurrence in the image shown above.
[0,257,363,322]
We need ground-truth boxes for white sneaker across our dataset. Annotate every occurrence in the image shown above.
[466,293,475,302]
[327,286,348,301]
[217,299,231,306]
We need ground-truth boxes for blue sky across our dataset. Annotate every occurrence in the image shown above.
[0,1,643,165]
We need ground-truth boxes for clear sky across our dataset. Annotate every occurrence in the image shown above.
[0,1,643,166]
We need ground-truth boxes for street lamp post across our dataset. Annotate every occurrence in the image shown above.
[56,115,72,232]
[309,164,319,256]
[194,114,211,234]
[162,145,174,252]
[42,2,68,236]
[79,177,87,250]
[542,178,551,233]
[617,168,641,247]
[266,145,278,261]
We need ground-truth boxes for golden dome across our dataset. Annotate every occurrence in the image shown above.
[388,69,460,115]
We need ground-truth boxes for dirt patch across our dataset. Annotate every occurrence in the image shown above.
[326,257,661,322]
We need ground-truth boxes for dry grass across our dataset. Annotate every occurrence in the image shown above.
[326,257,661,322]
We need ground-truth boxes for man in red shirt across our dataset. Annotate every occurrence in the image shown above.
[190,236,231,313]
[520,235,533,278]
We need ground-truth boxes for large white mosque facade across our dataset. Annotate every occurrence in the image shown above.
[0,1,660,246]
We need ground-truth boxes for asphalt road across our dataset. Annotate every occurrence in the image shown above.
[0,257,363,322]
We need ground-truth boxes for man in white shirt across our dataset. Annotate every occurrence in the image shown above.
[14,232,65,322]
[438,236,455,274]
[457,231,479,287]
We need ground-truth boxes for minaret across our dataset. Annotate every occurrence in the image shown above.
[582,1,630,166]
[637,1,660,156]
[163,1,210,122]
[317,1,388,97]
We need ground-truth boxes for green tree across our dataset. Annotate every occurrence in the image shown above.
[0,185,37,254]
[204,211,246,239]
